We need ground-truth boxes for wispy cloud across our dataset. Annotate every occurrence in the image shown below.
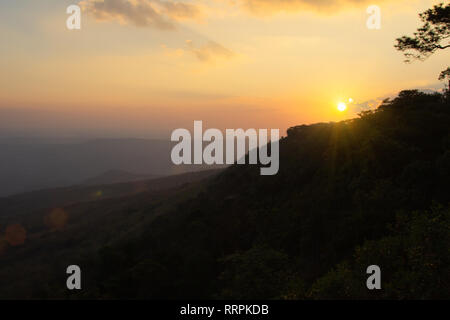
[236,0,384,14]
[185,40,234,62]
[79,0,201,29]
[157,0,201,20]
[352,96,389,112]
[78,0,380,29]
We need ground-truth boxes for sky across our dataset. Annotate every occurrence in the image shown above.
[0,0,448,139]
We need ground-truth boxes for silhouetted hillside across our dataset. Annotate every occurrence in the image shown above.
[81,170,161,186]
[0,170,221,227]
[0,169,222,298]
[0,90,448,299]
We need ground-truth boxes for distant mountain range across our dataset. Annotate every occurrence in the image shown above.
[0,169,222,223]
[81,169,161,186]
[0,138,222,197]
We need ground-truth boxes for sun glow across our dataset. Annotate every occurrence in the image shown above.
[337,102,347,112]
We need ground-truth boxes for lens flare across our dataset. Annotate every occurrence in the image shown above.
[5,224,26,246]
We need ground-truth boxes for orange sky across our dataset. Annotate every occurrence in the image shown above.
[0,0,448,138]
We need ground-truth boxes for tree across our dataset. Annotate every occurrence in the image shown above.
[439,67,450,81]
[394,3,449,87]
[309,204,450,299]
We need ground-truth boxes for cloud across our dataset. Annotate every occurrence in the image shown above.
[185,40,234,62]
[236,0,381,14]
[157,0,201,20]
[79,0,387,29]
[352,96,388,112]
[79,0,201,29]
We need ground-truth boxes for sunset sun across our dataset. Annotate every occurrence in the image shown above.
[337,102,347,112]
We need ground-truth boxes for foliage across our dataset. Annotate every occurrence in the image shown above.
[394,3,449,84]
[395,3,449,62]
[309,204,450,299]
